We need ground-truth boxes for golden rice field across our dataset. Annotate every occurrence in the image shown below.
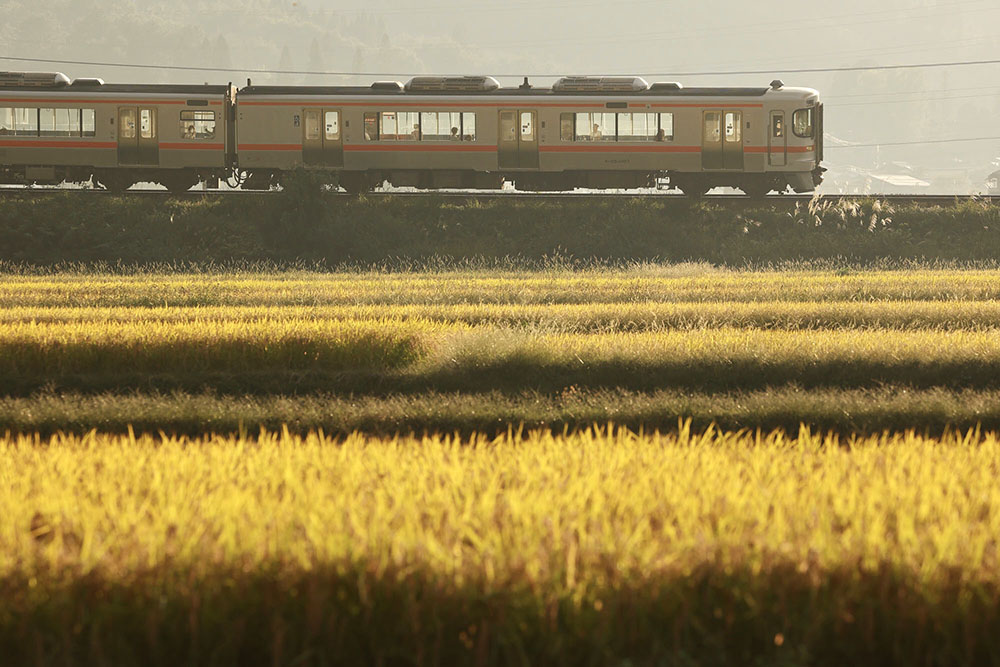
[4,266,1000,664]
[4,427,1000,666]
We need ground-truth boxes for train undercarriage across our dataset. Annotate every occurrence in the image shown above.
[2,164,824,197]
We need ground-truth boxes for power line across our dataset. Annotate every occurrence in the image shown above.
[828,136,1000,149]
[3,54,1000,78]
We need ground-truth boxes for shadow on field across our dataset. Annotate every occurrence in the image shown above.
[3,357,1000,397]
[3,559,996,667]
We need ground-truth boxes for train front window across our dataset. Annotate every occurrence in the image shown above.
[793,108,814,138]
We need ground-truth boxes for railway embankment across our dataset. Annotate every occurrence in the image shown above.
[2,187,999,266]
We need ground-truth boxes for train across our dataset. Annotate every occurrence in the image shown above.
[1,71,824,196]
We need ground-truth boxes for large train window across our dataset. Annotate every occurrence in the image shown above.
[420,111,461,140]
[617,112,673,142]
[14,108,38,136]
[0,108,12,135]
[380,111,419,140]
[180,111,216,139]
[793,108,814,138]
[574,112,615,141]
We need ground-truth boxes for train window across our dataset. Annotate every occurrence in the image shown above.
[560,113,574,141]
[772,115,784,138]
[574,112,615,141]
[120,109,136,140]
[180,111,216,139]
[793,108,814,138]
[140,109,156,139]
[14,108,38,136]
[617,113,633,138]
[400,111,420,140]
[724,112,741,143]
[364,113,378,141]
[617,112,670,142]
[304,110,321,141]
[39,108,56,136]
[420,112,459,141]
[0,108,12,135]
[324,111,339,140]
[659,113,674,141]
[420,111,440,139]
[704,112,721,143]
[500,111,516,143]
[60,109,81,136]
[520,112,534,141]
[461,112,476,141]
[82,109,96,137]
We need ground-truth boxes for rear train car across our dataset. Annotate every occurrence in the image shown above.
[235,76,824,195]
[0,71,234,191]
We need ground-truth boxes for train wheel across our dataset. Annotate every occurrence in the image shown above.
[96,173,134,193]
[159,173,199,194]
[339,172,372,195]
[741,182,772,198]
[674,179,712,197]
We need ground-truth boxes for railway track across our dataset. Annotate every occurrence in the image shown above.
[0,186,996,207]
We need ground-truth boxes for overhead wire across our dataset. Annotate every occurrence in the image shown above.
[2,54,1000,78]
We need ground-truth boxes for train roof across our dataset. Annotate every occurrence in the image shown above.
[0,72,230,95]
[239,85,775,97]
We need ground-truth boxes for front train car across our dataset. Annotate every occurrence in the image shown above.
[232,75,824,196]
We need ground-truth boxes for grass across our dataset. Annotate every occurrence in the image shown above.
[3,267,1000,427]
[3,191,1000,265]
[4,426,1000,666]
[5,264,1000,664]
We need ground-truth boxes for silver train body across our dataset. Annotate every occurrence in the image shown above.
[2,72,824,195]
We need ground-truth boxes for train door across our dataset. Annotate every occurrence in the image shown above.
[303,108,344,167]
[769,111,787,167]
[498,110,539,169]
[117,106,159,166]
[702,110,744,170]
